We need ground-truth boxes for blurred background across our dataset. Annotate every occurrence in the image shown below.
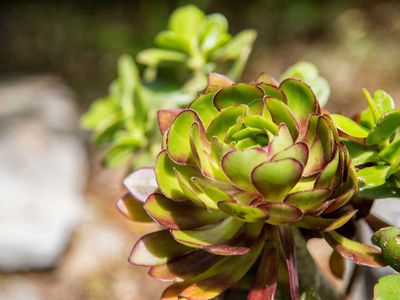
[1,0,400,299]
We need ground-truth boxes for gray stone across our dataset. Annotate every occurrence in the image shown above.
[0,76,86,271]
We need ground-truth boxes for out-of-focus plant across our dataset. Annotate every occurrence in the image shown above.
[117,73,400,299]
[81,5,257,168]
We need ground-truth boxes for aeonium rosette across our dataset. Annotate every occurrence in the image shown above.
[117,74,385,300]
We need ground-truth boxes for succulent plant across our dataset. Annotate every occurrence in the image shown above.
[117,74,387,300]
[331,89,400,200]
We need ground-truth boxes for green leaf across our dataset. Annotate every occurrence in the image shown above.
[374,275,400,300]
[218,201,268,222]
[116,193,153,222]
[374,90,395,115]
[171,217,244,248]
[189,92,219,128]
[221,148,269,191]
[342,139,378,166]
[330,114,369,138]
[144,193,225,230]
[206,105,247,140]
[213,84,264,110]
[80,97,120,130]
[168,4,205,39]
[280,61,330,107]
[271,142,309,166]
[265,98,299,140]
[366,110,400,145]
[200,13,230,55]
[372,227,400,272]
[102,141,136,167]
[259,202,303,225]
[357,165,391,188]
[129,230,192,266]
[155,30,191,53]
[252,158,303,201]
[284,189,331,213]
[380,137,400,163]
[137,48,187,67]
[280,79,317,125]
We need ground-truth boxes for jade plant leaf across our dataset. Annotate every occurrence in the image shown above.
[374,275,400,300]
[330,114,369,138]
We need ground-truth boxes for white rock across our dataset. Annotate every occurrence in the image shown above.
[0,76,86,271]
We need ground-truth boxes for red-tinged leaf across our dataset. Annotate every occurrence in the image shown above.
[149,250,223,282]
[204,222,264,256]
[258,202,303,225]
[129,230,192,266]
[252,159,303,202]
[123,167,158,202]
[158,109,184,134]
[213,84,264,110]
[221,148,269,192]
[144,193,225,230]
[284,188,331,213]
[171,217,244,248]
[248,227,279,300]
[256,73,279,86]
[116,192,153,222]
[323,187,356,214]
[314,147,340,189]
[280,78,318,127]
[271,142,309,166]
[218,201,268,223]
[257,83,287,101]
[178,239,265,300]
[267,124,293,157]
[278,225,300,300]
[265,97,299,140]
[241,115,279,135]
[205,72,234,92]
[295,209,356,231]
[189,92,219,128]
[322,231,386,267]
[166,109,203,164]
[155,151,202,201]
[329,250,345,279]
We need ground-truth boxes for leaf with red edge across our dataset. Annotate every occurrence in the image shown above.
[218,201,268,223]
[323,187,356,214]
[123,167,158,202]
[252,158,303,201]
[149,250,223,282]
[213,84,264,110]
[295,210,357,231]
[322,231,386,267]
[204,72,234,92]
[221,148,269,192]
[280,78,318,127]
[116,193,153,222]
[203,222,264,255]
[258,202,303,225]
[166,109,202,164]
[178,238,264,300]
[265,97,299,140]
[267,124,293,157]
[129,230,192,266]
[271,142,309,166]
[284,188,331,213]
[189,92,219,128]
[158,109,184,134]
[248,227,279,300]
[171,217,243,248]
[144,193,225,230]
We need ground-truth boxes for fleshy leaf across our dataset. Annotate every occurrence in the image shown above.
[205,73,234,92]
[206,105,247,140]
[116,193,153,222]
[265,98,299,140]
[280,78,317,126]
[252,158,303,201]
[129,230,192,266]
[171,217,243,248]
[267,124,294,157]
[259,202,303,225]
[158,109,184,134]
[213,84,264,110]
[169,4,205,39]
[323,231,385,267]
[379,137,400,164]
[357,166,391,189]
[329,250,345,279]
[371,227,400,272]
[284,189,331,213]
[123,167,158,202]
[218,201,268,222]
[166,110,201,164]
[221,148,269,191]
[241,115,279,135]
[330,114,369,138]
[314,148,340,189]
[295,210,356,231]
[373,275,400,300]
[189,92,219,128]
[144,193,225,230]
[366,110,400,145]
[271,142,309,166]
